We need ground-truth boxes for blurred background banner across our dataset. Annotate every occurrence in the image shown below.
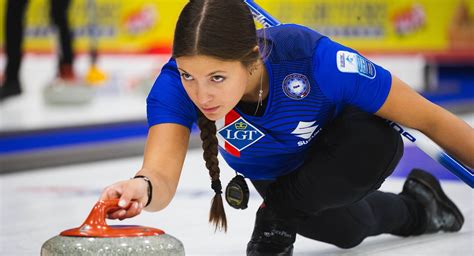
[0,0,472,54]
[0,0,188,54]
[265,0,474,53]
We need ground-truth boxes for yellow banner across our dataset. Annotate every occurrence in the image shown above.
[0,0,187,53]
[260,0,474,52]
[0,0,472,53]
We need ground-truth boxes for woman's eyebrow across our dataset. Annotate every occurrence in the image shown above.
[177,68,189,74]
[177,68,226,77]
[207,71,226,76]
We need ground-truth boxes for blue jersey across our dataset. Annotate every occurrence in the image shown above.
[147,24,392,180]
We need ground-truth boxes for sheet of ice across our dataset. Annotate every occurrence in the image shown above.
[1,150,472,255]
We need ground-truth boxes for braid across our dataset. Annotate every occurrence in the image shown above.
[198,112,227,232]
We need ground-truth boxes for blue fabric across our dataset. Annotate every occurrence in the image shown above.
[314,37,392,113]
[146,59,198,130]
[146,24,392,179]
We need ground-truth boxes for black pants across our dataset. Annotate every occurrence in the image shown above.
[4,0,73,83]
[251,107,425,249]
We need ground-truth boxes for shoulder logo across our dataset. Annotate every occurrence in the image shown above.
[282,73,311,100]
[217,117,265,152]
[292,121,321,146]
[336,51,376,79]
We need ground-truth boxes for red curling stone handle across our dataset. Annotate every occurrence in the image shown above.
[60,199,164,237]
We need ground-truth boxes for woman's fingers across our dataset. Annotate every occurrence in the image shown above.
[107,209,126,219]
[118,201,143,220]
[101,179,148,220]
[117,179,148,208]
[107,201,143,220]
[100,183,123,201]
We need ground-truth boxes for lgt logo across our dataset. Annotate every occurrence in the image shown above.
[218,117,265,151]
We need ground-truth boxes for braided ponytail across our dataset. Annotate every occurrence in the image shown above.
[173,0,261,232]
[197,112,227,232]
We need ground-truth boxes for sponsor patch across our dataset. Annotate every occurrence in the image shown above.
[217,117,265,152]
[336,51,376,79]
[292,121,321,147]
[282,73,311,100]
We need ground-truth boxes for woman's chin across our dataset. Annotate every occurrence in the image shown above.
[201,109,227,121]
[203,113,222,121]
[199,104,235,121]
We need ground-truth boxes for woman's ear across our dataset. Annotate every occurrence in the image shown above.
[248,45,261,75]
[249,64,257,76]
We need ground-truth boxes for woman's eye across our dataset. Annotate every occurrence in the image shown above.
[181,73,193,81]
[211,76,225,83]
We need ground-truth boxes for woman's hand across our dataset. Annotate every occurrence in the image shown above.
[99,178,149,220]
[99,123,190,216]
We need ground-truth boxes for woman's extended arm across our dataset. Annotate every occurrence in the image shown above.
[135,123,190,211]
[100,123,190,219]
[375,76,474,168]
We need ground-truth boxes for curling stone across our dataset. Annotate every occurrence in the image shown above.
[43,79,96,105]
[41,199,184,256]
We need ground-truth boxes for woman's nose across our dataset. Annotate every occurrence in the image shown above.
[196,84,213,105]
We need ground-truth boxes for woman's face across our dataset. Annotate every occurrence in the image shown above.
[176,55,250,121]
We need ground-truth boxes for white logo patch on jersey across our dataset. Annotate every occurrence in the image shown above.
[336,51,376,79]
[292,121,321,146]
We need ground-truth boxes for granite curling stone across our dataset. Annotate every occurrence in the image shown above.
[41,199,184,256]
[43,79,96,105]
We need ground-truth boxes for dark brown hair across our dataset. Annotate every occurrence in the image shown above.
[172,0,260,232]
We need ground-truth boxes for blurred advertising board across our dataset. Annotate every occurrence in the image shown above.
[0,0,472,54]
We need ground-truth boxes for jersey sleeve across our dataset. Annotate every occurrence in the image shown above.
[313,37,392,113]
[146,58,198,130]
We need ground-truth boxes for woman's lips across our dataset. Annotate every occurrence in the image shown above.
[202,106,220,113]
